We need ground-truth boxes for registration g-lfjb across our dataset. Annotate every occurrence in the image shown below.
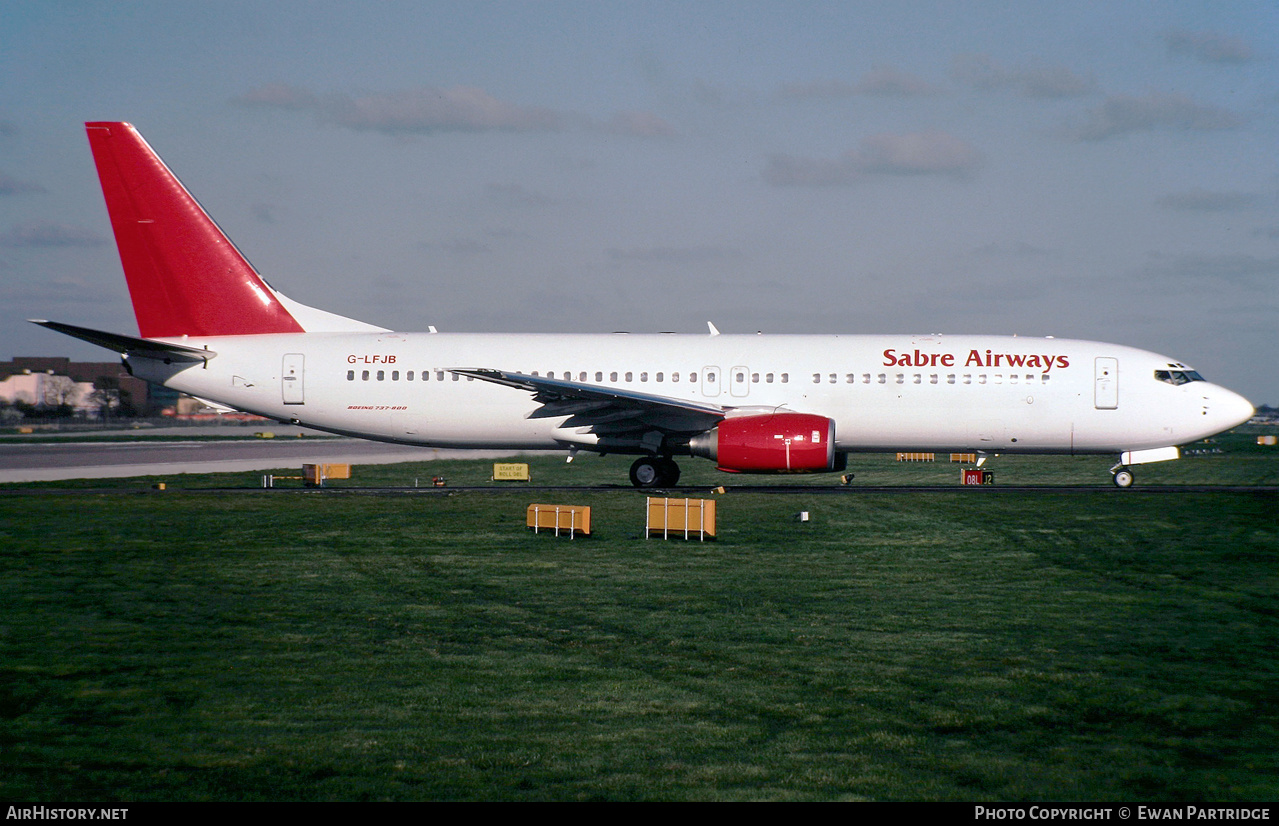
[35,123,1255,487]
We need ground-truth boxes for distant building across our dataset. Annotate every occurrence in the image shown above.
[0,356,153,417]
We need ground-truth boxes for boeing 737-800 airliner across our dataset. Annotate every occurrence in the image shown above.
[34,123,1255,487]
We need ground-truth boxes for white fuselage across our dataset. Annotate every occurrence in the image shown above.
[125,331,1254,458]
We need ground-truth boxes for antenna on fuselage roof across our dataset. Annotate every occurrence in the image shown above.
[707,322,720,336]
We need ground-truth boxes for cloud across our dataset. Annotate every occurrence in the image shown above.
[0,172,44,195]
[485,183,555,207]
[1157,189,1259,212]
[764,131,982,186]
[607,245,738,264]
[858,132,982,174]
[952,54,1097,98]
[235,83,675,139]
[232,83,318,110]
[972,241,1055,259]
[776,79,858,100]
[779,66,942,100]
[1165,30,1255,64]
[438,238,491,257]
[857,66,944,97]
[763,153,858,187]
[0,222,105,248]
[1067,92,1242,141]
[251,202,280,224]
[1141,252,1279,287]
[324,86,565,134]
[599,110,678,137]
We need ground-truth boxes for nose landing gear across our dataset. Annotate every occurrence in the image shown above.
[1111,465,1134,488]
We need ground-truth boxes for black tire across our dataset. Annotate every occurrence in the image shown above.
[630,457,662,488]
[657,457,681,487]
[1113,468,1134,488]
[630,456,681,488]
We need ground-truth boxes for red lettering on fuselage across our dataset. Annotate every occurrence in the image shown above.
[883,348,1069,372]
[881,349,955,368]
[346,354,397,364]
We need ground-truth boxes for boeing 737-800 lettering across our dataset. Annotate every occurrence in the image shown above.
[34,123,1255,487]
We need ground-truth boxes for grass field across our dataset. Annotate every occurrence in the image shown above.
[0,432,1276,800]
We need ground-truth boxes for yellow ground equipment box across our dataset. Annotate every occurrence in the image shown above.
[896,452,935,462]
[526,504,591,538]
[493,462,531,481]
[303,463,351,486]
[646,497,716,540]
[950,453,977,463]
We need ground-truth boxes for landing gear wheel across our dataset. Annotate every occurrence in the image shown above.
[630,457,662,488]
[656,457,681,487]
[629,457,680,488]
[1112,468,1134,488]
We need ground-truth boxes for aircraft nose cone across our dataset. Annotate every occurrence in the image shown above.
[1216,388,1255,430]
[1222,388,1253,427]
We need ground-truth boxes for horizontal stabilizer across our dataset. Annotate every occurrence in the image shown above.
[30,320,215,363]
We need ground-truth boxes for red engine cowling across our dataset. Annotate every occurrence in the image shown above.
[689,413,837,473]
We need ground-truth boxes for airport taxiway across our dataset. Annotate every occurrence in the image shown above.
[0,426,524,483]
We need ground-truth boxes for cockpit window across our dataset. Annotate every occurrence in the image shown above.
[1154,370,1204,386]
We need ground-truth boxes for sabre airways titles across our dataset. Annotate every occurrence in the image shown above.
[883,348,1070,372]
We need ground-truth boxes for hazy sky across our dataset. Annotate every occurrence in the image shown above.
[1,1,1276,404]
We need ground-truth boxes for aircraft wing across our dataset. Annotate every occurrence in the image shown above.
[30,320,216,363]
[450,368,725,443]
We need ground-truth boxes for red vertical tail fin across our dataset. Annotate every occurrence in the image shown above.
[85,122,304,338]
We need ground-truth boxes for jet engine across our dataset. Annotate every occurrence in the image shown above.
[689,412,839,473]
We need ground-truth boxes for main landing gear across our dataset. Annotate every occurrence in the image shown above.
[630,456,681,488]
